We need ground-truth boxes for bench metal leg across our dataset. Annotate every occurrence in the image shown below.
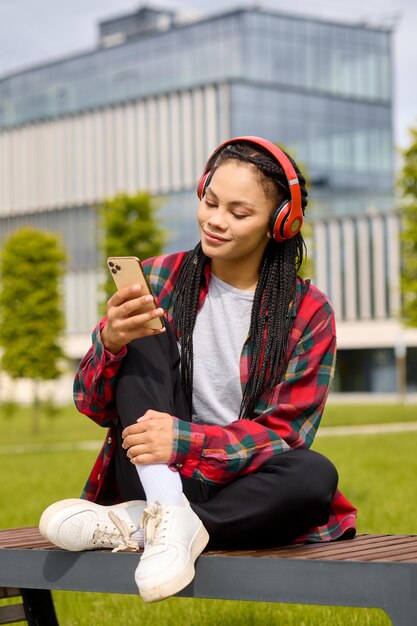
[21,589,59,626]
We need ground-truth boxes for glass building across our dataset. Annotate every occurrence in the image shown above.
[0,6,415,395]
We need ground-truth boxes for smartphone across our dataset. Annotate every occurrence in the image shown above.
[107,256,164,330]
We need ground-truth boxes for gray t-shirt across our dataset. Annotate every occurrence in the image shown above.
[191,274,254,426]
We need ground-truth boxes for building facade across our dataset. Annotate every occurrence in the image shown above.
[1,5,416,396]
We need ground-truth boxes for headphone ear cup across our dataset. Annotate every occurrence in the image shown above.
[271,202,291,242]
[271,201,303,242]
[197,171,211,199]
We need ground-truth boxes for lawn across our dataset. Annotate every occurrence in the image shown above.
[1,404,416,624]
[0,402,101,446]
[321,402,417,427]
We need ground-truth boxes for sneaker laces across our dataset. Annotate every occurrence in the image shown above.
[141,501,168,546]
[92,511,139,553]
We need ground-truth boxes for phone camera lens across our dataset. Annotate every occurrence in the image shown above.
[115,265,121,271]
[108,261,114,267]
[111,268,117,274]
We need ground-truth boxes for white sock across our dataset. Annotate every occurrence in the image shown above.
[136,464,185,507]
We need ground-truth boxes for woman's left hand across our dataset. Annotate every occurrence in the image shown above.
[121,409,175,465]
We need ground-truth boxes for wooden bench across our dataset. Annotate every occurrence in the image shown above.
[1,527,416,625]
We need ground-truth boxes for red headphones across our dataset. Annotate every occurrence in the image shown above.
[197,136,303,242]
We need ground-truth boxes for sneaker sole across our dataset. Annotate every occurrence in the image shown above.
[39,499,146,550]
[137,522,210,603]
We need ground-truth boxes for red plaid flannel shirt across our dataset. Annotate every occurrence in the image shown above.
[74,251,357,542]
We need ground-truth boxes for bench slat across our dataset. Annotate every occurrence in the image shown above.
[261,537,417,561]
[208,534,417,562]
[0,603,26,625]
[0,590,20,600]
[2,527,417,564]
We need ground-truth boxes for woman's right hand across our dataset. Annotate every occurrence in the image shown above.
[101,284,166,355]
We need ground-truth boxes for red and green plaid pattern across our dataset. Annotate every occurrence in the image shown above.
[74,251,357,541]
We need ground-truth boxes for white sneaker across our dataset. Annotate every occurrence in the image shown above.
[135,498,209,603]
[39,498,146,552]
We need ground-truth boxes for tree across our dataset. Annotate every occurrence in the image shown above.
[399,126,417,326]
[99,192,166,303]
[0,227,66,433]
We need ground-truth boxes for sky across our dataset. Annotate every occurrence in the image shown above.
[1,0,416,152]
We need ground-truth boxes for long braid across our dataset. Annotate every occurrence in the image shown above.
[240,236,300,417]
[171,243,208,407]
[172,141,308,418]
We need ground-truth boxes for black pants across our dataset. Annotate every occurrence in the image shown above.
[114,324,338,549]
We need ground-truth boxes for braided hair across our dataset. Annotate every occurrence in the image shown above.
[172,141,308,419]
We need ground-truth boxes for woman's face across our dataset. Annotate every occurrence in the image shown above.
[198,160,275,266]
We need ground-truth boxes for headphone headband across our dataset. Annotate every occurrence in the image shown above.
[197,136,303,242]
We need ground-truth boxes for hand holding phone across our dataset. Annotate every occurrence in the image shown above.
[102,256,165,354]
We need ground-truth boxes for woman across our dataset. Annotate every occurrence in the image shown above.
[40,137,357,603]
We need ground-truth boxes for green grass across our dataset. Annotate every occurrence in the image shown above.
[321,402,417,427]
[1,449,96,528]
[51,593,390,626]
[2,426,416,624]
[313,432,417,535]
[0,403,101,446]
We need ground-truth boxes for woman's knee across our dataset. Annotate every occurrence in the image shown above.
[300,449,339,507]
[267,448,339,506]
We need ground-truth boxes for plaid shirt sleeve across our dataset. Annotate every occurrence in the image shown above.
[169,284,336,485]
[73,252,186,431]
[73,319,126,427]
